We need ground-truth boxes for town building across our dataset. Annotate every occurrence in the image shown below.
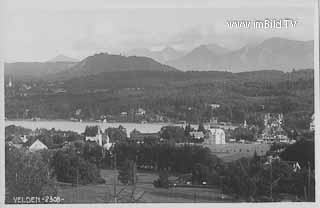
[7,136,24,149]
[29,139,48,152]
[262,113,288,143]
[85,126,103,146]
[20,135,28,143]
[136,108,146,116]
[209,103,220,109]
[120,111,128,116]
[204,128,226,145]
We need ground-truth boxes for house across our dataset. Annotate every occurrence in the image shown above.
[7,136,24,149]
[120,112,128,116]
[75,109,82,116]
[130,129,160,143]
[136,108,146,116]
[189,131,204,140]
[209,104,220,109]
[204,128,226,145]
[29,139,48,152]
[20,135,28,143]
[11,136,23,144]
[85,126,103,146]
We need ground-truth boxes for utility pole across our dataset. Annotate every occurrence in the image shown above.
[308,161,311,201]
[270,160,273,202]
[113,149,117,203]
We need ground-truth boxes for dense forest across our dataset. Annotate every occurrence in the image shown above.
[5,69,314,130]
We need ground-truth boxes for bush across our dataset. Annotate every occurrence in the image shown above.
[51,149,104,185]
[5,145,57,203]
[153,170,170,188]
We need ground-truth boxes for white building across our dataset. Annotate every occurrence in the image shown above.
[85,126,103,146]
[29,139,48,152]
[204,128,226,145]
[20,135,28,143]
[209,104,220,109]
[136,108,146,116]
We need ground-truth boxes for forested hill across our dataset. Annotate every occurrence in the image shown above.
[57,53,179,79]
[4,62,76,81]
[5,69,314,130]
[61,69,313,91]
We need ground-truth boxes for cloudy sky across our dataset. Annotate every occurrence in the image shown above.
[4,0,316,62]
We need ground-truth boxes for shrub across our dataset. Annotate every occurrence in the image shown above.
[153,170,170,188]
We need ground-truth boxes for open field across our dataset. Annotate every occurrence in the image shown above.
[57,169,235,203]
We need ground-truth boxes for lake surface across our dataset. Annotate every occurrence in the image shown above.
[5,120,191,135]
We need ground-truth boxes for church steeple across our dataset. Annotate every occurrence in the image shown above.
[8,77,13,88]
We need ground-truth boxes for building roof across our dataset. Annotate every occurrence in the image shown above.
[11,136,23,144]
[29,139,48,152]
[209,128,225,135]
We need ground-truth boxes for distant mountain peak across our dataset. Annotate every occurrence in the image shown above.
[47,54,79,63]
[127,47,185,63]
[61,52,179,78]
[167,37,313,72]
[190,44,229,56]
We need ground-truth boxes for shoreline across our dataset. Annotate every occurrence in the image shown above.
[5,119,180,125]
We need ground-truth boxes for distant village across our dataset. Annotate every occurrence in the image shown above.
[5,75,315,203]
[6,111,314,160]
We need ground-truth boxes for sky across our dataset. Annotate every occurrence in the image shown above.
[4,0,316,62]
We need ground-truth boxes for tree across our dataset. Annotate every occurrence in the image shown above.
[83,142,103,167]
[280,140,314,169]
[184,124,192,136]
[118,159,137,185]
[198,123,206,133]
[84,126,99,137]
[232,127,255,141]
[160,126,186,143]
[5,145,57,203]
[106,127,127,143]
[51,149,105,185]
[153,170,170,188]
[192,163,210,185]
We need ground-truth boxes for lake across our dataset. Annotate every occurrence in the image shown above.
[5,120,191,135]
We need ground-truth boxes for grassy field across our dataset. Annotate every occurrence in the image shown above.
[57,169,235,203]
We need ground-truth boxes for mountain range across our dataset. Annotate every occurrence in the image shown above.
[5,37,314,81]
[4,62,76,81]
[47,54,79,63]
[127,47,185,63]
[167,38,314,72]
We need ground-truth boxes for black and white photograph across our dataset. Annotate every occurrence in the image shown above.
[1,0,319,205]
